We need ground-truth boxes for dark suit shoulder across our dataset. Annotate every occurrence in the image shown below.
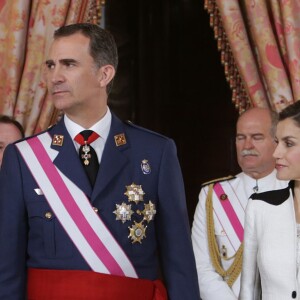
[13,122,62,149]
[124,120,169,140]
[14,126,54,145]
[201,175,236,187]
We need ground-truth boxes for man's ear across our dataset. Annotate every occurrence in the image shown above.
[98,65,115,88]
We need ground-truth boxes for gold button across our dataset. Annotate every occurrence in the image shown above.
[45,211,52,219]
[93,207,98,213]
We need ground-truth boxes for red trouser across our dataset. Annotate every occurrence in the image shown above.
[27,268,168,300]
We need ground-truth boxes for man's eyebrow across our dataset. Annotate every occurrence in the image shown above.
[251,133,264,137]
[45,59,54,65]
[59,58,78,64]
[236,133,264,138]
[44,58,78,65]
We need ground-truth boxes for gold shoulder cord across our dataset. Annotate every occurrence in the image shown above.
[206,183,244,287]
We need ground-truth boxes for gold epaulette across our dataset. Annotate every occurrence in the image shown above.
[201,175,236,187]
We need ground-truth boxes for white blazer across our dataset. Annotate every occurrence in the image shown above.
[240,182,300,300]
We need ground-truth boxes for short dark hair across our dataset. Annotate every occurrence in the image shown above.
[54,23,118,94]
[0,115,25,138]
[278,101,300,127]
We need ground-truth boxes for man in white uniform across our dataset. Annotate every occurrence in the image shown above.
[191,107,288,300]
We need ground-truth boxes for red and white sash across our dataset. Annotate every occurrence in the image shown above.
[16,132,137,278]
[213,182,245,251]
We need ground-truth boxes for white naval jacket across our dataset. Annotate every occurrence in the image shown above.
[191,171,288,300]
[240,182,300,300]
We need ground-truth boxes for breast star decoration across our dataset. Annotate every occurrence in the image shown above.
[113,183,157,244]
[124,183,145,204]
[113,203,134,224]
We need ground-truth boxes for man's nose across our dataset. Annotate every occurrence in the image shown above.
[243,138,254,149]
[50,66,65,84]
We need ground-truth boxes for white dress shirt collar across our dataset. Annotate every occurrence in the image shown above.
[238,169,279,196]
[64,107,112,143]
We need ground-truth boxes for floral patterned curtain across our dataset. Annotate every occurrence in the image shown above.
[205,0,300,113]
[0,0,105,135]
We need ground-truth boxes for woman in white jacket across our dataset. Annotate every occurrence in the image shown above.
[240,101,300,300]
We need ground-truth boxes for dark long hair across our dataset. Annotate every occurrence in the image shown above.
[278,101,300,127]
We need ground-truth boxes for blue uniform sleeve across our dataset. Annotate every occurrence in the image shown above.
[156,139,201,300]
[0,144,27,299]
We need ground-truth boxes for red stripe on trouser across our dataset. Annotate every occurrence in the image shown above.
[27,268,168,300]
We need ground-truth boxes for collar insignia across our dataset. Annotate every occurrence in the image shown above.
[114,133,126,146]
[52,135,64,146]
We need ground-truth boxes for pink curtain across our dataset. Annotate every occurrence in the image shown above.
[205,0,300,113]
[0,0,104,135]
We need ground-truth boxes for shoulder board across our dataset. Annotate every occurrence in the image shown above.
[201,175,236,187]
[47,123,56,130]
[15,124,57,144]
[124,120,168,139]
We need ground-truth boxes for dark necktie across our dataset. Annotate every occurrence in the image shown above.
[74,130,100,186]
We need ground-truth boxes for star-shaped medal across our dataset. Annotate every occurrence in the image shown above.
[113,202,133,223]
[124,183,145,204]
[140,201,156,223]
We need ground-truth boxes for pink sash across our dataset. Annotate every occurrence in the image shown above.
[214,182,244,242]
[16,133,137,278]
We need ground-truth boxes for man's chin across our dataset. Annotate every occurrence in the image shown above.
[240,160,260,171]
[240,156,258,163]
[53,99,70,111]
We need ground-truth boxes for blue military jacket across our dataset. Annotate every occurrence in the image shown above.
[0,113,200,300]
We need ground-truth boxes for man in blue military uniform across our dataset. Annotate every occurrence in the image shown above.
[0,23,200,299]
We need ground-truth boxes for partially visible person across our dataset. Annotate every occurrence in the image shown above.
[0,23,200,300]
[240,101,300,300]
[192,107,288,300]
[0,115,24,166]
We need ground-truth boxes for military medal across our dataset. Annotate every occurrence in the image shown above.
[81,143,91,165]
[113,202,133,223]
[114,183,157,244]
[137,201,156,223]
[124,183,145,204]
[128,221,147,243]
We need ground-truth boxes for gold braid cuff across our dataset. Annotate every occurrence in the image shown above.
[206,183,243,287]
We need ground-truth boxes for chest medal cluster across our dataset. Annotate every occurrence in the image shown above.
[113,183,156,244]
